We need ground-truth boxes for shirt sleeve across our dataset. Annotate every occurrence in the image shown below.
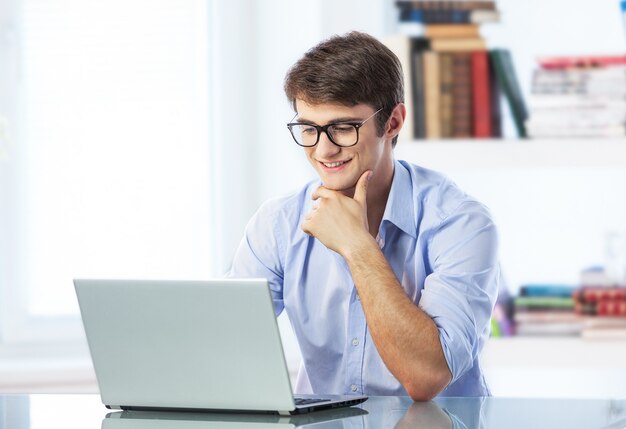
[419,201,500,385]
[226,201,286,316]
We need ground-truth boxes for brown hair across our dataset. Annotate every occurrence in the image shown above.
[284,31,404,147]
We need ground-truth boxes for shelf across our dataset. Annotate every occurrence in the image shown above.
[394,138,626,169]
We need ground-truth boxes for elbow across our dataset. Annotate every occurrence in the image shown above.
[404,368,452,402]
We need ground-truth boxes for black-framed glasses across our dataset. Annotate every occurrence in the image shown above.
[286,108,383,147]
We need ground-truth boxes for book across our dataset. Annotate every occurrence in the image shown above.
[439,53,454,138]
[471,50,492,137]
[396,1,497,11]
[410,38,430,138]
[525,124,626,138]
[531,67,626,97]
[451,52,473,138]
[429,37,487,52]
[513,311,582,324]
[490,49,528,138]
[573,286,626,316]
[384,35,415,141]
[513,296,575,309]
[519,284,576,298]
[398,9,501,25]
[575,287,626,303]
[515,321,582,336]
[488,55,502,137]
[536,54,626,70]
[424,24,481,39]
[422,50,441,138]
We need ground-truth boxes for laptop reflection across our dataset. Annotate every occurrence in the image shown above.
[103,406,368,429]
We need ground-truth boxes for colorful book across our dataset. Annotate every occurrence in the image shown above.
[490,49,528,138]
[471,50,492,137]
[398,9,500,24]
[514,296,575,309]
[536,54,626,70]
[519,284,576,298]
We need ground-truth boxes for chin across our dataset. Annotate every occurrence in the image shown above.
[321,180,356,193]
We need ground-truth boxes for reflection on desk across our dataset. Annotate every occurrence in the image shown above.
[2,394,626,429]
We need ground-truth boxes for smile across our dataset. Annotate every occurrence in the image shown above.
[321,160,351,168]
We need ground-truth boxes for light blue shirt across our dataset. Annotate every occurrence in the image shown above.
[228,159,500,397]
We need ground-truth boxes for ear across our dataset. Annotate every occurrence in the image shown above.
[384,103,406,140]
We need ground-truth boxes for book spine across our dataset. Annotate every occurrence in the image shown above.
[439,53,454,138]
[451,52,473,138]
[489,49,528,138]
[396,1,497,11]
[471,50,492,138]
[488,54,502,137]
[399,9,499,24]
[411,38,429,139]
[424,24,480,39]
[423,51,441,138]
[536,55,626,69]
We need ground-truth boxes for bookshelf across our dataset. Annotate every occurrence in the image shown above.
[382,0,626,399]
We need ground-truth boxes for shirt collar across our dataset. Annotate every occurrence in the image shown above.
[380,159,416,239]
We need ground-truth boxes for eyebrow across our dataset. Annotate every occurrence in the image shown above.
[294,116,364,125]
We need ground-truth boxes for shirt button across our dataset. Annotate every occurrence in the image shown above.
[350,384,358,392]
[352,338,359,346]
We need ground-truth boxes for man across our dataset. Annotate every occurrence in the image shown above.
[228,31,500,400]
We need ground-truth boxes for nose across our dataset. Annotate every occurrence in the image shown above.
[315,130,341,158]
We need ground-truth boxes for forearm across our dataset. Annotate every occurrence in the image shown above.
[343,236,452,400]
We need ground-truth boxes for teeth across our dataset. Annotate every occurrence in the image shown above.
[323,161,347,168]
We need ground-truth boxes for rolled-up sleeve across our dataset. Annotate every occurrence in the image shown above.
[419,201,500,384]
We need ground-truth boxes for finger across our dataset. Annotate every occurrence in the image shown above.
[353,170,372,206]
[312,186,337,201]
[301,221,313,236]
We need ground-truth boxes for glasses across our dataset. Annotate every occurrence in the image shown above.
[286,108,383,147]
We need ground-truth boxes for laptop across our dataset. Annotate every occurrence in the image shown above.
[74,278,367,415]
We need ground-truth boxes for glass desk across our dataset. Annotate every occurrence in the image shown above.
[2,394,626,429]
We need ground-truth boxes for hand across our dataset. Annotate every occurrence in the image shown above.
[301,170,374,256]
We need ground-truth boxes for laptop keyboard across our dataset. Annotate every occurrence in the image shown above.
[294,397,329,406]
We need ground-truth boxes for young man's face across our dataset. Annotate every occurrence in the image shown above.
[294,100,393,195]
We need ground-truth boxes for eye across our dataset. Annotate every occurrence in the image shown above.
[300,125,317,135]
[330,124,355,134]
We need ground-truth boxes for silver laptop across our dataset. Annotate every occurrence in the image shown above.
[74,278,367,415]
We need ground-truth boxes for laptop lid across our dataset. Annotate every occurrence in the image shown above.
[75,278,366,415]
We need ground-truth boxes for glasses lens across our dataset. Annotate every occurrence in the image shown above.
[289,124,318,147]
[328,124,358,147]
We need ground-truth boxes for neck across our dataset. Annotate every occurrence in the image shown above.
[365,157,395,239]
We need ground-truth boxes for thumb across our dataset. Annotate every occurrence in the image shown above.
[353,170,371,206]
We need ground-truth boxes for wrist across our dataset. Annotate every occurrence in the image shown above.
[341,232,379,264]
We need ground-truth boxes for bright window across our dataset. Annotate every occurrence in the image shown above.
[0,0,212,343]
